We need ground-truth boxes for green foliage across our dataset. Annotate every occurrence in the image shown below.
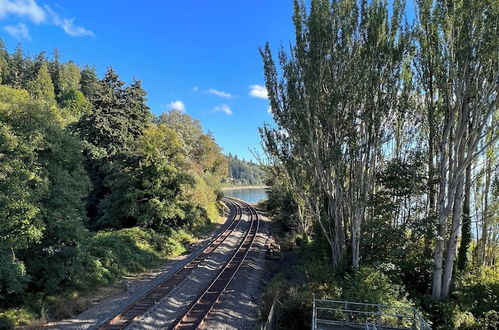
[0,38,227,327]
[343,266,412,307]
[454,267,499,320]
[98,124,192,229]
[75,227,188,289]
[0,84,90,298]
[157,110,227,227]
[0,307,36,329]
[80,65,99,99]
[27,62,56,106]
[225,153,265,186]
[0,37,227,330]
[75,68,152,227]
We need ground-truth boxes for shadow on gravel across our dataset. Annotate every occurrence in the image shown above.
[203,218,272,330]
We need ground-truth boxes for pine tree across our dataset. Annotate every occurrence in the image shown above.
[7,44,26,89]
[75,68,152,227]
[0,39,9,84]
[80,64,99,98]
[27,62,56,105]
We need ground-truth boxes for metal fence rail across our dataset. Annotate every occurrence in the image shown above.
[262,296,282,330]
[312,299,431,330]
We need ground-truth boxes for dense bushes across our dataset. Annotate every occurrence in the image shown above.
[262,178,499,329]
[261,231,417,329]
[0,227,192,327]
[76,227,190,289]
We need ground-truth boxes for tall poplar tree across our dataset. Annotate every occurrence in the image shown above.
[260,0,410,268]
[416,0,498,299]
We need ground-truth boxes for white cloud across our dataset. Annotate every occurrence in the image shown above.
[45,6,93,37]
[267,105,272,114]
[0,0,93,37]
[249,84,268,99]
[0,0,45,23]
[214,104,232,115]
[208,88,233,99]
[4,22,29,39]
[192,86,199,92]
[167,100,186,112]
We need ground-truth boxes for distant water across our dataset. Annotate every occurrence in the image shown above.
[223,187,268,203]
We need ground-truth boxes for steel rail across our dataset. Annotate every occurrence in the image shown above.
[171,198,260,330]
[97,198,244,330]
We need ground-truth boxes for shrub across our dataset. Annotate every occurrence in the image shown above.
[74,227,188,290]
[343,266,412,307]
[454,266,499,318]
[0,307,36,329]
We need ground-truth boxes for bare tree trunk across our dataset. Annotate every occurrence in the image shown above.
[481,156,491,264]
[442,173,464,297]
[432,109,452,299]
[457,160,472,271]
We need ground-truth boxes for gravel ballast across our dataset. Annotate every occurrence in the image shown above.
[125,212,252,329]
[47,206,238,330]
[201,211,273,330]
[46,204,273,330]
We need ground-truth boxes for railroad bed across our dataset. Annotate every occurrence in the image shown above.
[93,197,260,330]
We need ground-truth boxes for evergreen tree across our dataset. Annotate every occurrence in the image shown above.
[48,49,62,98]
[75,68,151,227]
[7,44,26,89]
[59,61,81,96]
[80,64,99,98]
[0,39,9,84]
[27,62,56,106]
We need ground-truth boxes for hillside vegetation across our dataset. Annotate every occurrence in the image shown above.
[0,41,227,327]
[224,153,266,186]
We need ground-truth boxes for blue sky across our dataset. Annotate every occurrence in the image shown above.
[0,0,296,160]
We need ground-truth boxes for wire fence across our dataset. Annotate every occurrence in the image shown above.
[312,298,431,330]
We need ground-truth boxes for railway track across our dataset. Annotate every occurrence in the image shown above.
[171,198,260,329]
[97,198,260,330]
[97,198,244,330]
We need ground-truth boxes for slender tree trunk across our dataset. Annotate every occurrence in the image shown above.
[457,162,471,271]
[481,157,491,264]
[432,112,452,299]
[442,173,464,297]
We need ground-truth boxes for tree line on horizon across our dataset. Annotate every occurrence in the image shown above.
[224,153,266,186]
[261,0,497,328]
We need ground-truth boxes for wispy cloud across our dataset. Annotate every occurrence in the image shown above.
[45,6,94,37]
[249,84,268,99]
[214,104,232,115]
[208,88,233,99]
[0,0,45,23]
[192,86,199,92]
[4,22,30,39]
[167,100,186,112]
[0,0,93,37]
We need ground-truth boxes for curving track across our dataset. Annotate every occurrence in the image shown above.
[96,197,259,330]
[171,198,260,330]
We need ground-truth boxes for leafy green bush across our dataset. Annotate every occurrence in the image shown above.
[424,300,477,329]
[454,266,499,318]
[343,266,412,307]
[75,227,188,290]
[0,308,36,329]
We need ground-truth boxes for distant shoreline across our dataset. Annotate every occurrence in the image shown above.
[222,185,269,191]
